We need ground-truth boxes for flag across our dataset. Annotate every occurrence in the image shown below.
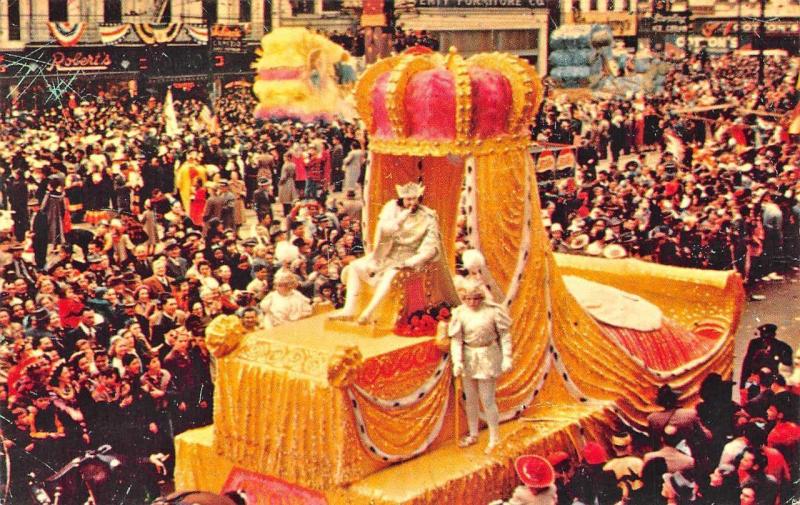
[199,105,220,134]
[788,102,800,135]
[163,88,180,137]
[664,129,685,161]
[728,123,749,152]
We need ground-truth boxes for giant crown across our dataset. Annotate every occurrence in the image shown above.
[355,47,544,157]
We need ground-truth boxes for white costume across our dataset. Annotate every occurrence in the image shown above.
[335,182,442,323]
[259,289,312,328]
[449,285,512,453]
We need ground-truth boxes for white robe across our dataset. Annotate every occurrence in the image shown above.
[259,289,312,328]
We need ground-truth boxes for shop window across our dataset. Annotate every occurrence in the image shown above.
[203,0,218,23]
[437,31,493,54]
[264,0,272,31]
[322,0,342,11]
[8,0,20,40]
[494,30,538,53]
[240,0,252,21]
[49,0,68,21]
[104,0,122,23]
[291,0,315,14]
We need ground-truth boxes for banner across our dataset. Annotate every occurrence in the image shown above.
[536,150,556,183]
[415,0,545,7]
[133,23,183,44]
[572,12,637,37]
[362,0,386,26]
[555,149,576,180]
[185,24,209,43]
[47,22,87,47]
[99,23,131,45]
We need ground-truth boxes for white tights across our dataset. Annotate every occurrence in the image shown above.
[462,376,500,445]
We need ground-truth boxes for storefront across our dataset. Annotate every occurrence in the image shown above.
[396,0,550,76]
[690,18,800,54]
[0,43,257,109]
[639,15,800,55]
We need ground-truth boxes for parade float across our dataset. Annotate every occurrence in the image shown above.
[251,27,357,122]
[174,48,744,504]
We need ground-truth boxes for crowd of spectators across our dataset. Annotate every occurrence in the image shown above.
[495,323,800,505]
[0,86,367,500]
[535,54,800,286]
[325,27,440,58]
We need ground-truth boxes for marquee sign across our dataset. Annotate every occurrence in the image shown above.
[651,11,692,34]
[573,11,637,36]
[415,0,546,8]
[47,51,113,72]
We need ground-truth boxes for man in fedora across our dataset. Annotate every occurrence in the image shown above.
[331,182,442,325]
[647,384,710,454]
[8,243,36,286]
[741,323,793,386]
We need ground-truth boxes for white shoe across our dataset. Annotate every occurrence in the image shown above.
[484,440,499,454]
[458,435,478,448]
[769,272,784,280]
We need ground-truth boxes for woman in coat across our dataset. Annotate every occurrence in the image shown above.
[277,153,299,216]
[342,142,365,192]
[41,180,67,245]
[228,171,247,227]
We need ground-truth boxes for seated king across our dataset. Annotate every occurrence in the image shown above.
[331,182,445,325]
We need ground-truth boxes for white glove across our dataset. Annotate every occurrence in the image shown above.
[452,363,463,377]
[501,356,512,373]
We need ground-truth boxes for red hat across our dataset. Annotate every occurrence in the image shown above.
[582,442,608,465]
[515,455,555,489]
[547,451,570,467]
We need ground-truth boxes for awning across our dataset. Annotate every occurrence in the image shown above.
[0,70,139,83]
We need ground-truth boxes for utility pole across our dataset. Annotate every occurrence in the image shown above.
[205,0,216,111]
[736,0,742,49]
[757,0,765,83]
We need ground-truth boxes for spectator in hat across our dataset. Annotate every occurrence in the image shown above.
[253,178,273,223]
[647,384,710,454]
[489,454,557,505]
[8,243,36,286]
[604,432,644,498]
[741,324,793,386]
[7,169,29,242]
[546,452,573,505]
[572,441,621,505]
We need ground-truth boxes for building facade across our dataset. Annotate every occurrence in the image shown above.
[559,0,799,53]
